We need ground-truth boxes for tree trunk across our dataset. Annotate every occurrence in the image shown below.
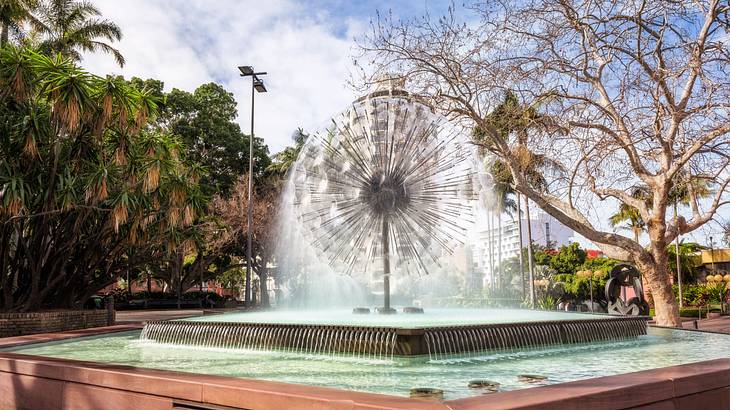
[497,211,503,292]
[486,211,494,292]
[516,193,525,300]
[175,251,183,309]
[1,23,8,46]
[199,260,204,292]
[674,203,683,309]
[260,265,270,308]
[525,197,535,307]
[126,250,133,298]
[636,250,680,327]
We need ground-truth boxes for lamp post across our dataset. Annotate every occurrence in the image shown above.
[238,65,267,307]
[671,203,683,309]
[577,270,594,312]
[588,273,593,312]
[709,236,716,273]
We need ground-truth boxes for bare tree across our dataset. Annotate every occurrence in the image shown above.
[211,175,281,307]
[359,0,730,326]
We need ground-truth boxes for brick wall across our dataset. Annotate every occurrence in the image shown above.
[0,310,113,337]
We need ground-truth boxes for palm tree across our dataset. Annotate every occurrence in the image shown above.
[0,46,206,310]
[667,241,705,282]
[36,0,124,66]
[491,160,517,292]
[0,0,41,45]
[267,128,308,177]
[476,91,564,306]
[669,172,714,308]
[608,185,650,243]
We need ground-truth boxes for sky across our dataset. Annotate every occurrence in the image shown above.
[80,0,727,249]
[82,0,451,155]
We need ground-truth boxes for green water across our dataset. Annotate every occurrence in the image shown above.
[6,326,729,400]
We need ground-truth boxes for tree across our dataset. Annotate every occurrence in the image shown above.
[267,128,308,178]
[477,91,564,305]
[211,174,281,307]
[490,160,517,291]
[609,186,651,242]
[667,241,705,284]
[361,1,730,326]
[0,46,206,311]
[159,83,271,197]
[35,0,124,66]
[0,0,41,45]
[549,243,587,276]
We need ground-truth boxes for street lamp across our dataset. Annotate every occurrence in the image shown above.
[709,236,716,273]
[238,65,267,307]
[577,270,603,313]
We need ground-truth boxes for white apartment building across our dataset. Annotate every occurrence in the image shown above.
[470,210,576,289]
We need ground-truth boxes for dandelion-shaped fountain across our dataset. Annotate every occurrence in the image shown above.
[291,82,479,313]
[140,81,648,357]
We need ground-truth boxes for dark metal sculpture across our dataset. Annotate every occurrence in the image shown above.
[605,264,650,316]
[292,88,479,312]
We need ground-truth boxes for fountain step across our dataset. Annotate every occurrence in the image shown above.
[140,316,647,358]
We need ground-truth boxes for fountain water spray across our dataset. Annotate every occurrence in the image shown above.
[285,84,484,311]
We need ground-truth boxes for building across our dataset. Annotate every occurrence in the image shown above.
[699,249,730,276]
[471,210,577,288]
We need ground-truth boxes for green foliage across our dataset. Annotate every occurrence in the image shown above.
[217,268,246,290]
[667,241,705,283]
[673,284,704,307]
[673,283,728,307]
[531,243,553,266]
[37,0,125,66]
[531,241,620,304]
[0,45,206,311]
[706,282,728,305]
[267,128,308,177]
[536,294,558,310]
[158,82,271,197]
[554,270,609,303]
[549,243,586,275]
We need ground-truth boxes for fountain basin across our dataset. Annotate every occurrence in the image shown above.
[141,315,647,357]
[4,324,730,402]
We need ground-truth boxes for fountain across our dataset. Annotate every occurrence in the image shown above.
[139,82,648,358]
[275,80,485,310]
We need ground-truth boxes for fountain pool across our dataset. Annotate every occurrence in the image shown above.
[138,308,647,357]
[4,323,730,401]
[173,308,623,327]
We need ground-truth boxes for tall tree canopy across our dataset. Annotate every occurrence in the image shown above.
[0,0,41,45]
[37,0,124,66]
[361,0,730,326]
[0,46,205,311]
[158,83,270,197]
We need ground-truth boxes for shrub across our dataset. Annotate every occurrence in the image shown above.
[183,291,224,302]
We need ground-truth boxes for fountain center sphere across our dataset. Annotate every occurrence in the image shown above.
[362,170,409,215]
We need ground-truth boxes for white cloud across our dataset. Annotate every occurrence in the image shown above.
[83,0,363,153]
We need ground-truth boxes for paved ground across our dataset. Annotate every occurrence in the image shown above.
[115,308,238,324]
[679,315,730,334]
